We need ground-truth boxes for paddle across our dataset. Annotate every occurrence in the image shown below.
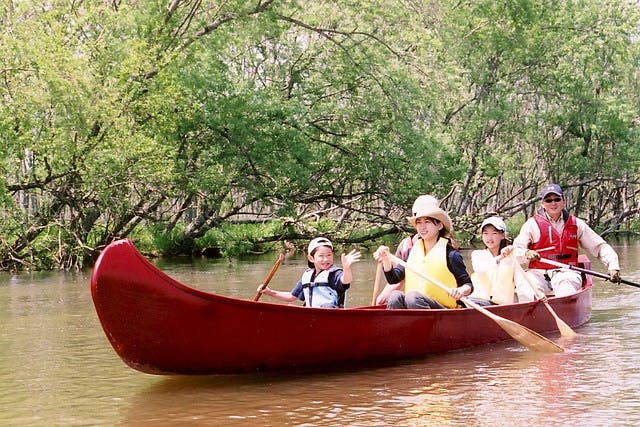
[512,257,576,337]
[371,263,385,305]
[254,253,286,301]
[387,253,564,353]
[539,257,640,289]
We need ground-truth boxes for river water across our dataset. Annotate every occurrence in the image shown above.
[1,240,640,426]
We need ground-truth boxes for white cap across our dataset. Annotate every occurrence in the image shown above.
[307,237,333,255]
[480,216,507,233]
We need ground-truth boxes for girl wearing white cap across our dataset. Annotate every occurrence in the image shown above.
[469,216,517,305]
[258,237,361,308]
[374,195,474,309]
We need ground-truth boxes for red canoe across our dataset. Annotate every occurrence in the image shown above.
[90,239,592,375]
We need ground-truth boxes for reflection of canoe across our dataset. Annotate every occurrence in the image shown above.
[90,239,592,375]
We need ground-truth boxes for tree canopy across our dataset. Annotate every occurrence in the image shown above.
[1,0,639,270]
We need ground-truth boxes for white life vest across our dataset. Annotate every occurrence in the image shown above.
[470,250,515,304]
[301,266,342,308]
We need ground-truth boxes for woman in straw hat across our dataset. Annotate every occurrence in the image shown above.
[373,195,473,309]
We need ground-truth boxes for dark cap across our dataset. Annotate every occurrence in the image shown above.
[540,183,563,199]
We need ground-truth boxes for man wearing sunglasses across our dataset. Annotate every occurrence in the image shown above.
[512,183,621,302]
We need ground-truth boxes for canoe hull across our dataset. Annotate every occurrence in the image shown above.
[90,239,592,375]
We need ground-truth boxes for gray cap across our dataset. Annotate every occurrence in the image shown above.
[540,183,563,199]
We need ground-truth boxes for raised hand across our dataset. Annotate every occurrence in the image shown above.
[341,249,362,268]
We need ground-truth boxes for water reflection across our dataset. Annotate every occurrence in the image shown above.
[121,338,621,426]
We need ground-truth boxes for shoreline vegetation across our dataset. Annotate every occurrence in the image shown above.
[135,217,640,263]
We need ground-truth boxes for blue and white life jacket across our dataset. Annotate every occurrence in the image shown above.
[300,266,342,308]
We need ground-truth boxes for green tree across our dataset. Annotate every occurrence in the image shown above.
[0,0,638,270]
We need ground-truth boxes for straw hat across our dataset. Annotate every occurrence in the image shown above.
[407,195,453,232]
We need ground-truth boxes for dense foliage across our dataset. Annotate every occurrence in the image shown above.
[1,0,639,270]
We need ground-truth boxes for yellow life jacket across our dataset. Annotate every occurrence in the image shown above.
[404,237,457,308]
[470,250,515,305]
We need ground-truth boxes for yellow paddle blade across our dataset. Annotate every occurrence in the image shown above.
[512,257,577,338]
[543,301,577,338]
[494,314,565,353]
[463,297,564,353]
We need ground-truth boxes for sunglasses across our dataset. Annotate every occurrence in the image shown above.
[543,197,562,203]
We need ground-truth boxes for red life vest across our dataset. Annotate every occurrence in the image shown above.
[528,211,579,269]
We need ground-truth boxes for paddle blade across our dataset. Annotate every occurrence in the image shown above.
[557,322,578,338]
[545,302,577,338]
[462,297,564,353]
[513,258,576,338]
[494,316,564,353]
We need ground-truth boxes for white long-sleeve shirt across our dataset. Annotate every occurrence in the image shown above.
[513,214,620,271]
[471,249,500,274]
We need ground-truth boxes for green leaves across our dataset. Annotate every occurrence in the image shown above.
[0,0,638,269]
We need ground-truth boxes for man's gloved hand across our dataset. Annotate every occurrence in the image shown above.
[525,249,540,260]
[609,269,621,283]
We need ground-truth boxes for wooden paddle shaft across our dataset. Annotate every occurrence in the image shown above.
[254,253,286,301]
[371,263,384,305]
[540,257,640,288]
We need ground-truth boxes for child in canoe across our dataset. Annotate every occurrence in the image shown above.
[258,237,361,308]
[468,216,517,305]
